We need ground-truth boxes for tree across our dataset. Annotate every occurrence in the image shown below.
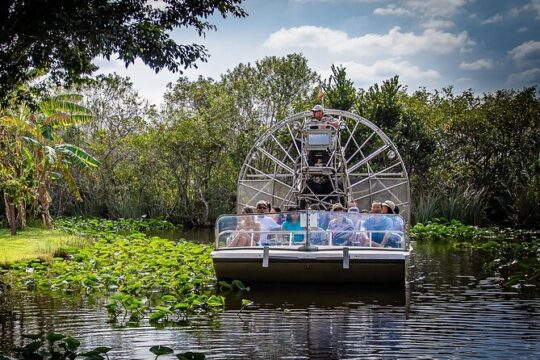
[322,65,357,111]
[222,54,319,127]
[1,95,100,229]
[0,0,247,101]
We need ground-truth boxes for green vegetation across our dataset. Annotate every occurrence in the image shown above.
[0,227,85,264]
[3,218,225,327]
[411,220,540,289]
[0,0,246,101]
[0,331,205,360]
[2,55,538,230]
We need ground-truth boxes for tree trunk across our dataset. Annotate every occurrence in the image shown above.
[16,201,27,229]
[38,184,53,229]
[4,196,17,235]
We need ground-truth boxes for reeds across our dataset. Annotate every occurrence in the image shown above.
[412,185,488,226]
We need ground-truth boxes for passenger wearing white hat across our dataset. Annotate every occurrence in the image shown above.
[381,200,404,248]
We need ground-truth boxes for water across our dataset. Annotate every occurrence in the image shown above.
[1,239,539,359]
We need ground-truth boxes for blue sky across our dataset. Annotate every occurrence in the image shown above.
[97,0,540,104]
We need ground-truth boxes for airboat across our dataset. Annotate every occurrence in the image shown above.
[211,109,411,283]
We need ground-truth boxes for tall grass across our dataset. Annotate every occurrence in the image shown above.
[413,186,489,226]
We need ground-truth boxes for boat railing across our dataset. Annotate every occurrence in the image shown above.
[215,211,408,251]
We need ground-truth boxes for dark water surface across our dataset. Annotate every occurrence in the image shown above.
[1,234,539,359]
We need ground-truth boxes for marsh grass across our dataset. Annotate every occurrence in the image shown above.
[0,227,88,265]
[413,186,488,226]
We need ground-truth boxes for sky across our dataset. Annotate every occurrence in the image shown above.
[96,0,540,105]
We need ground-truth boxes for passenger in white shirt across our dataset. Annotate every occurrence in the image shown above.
[255,200,279,245]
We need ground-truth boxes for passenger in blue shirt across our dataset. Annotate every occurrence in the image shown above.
[381,200,405,248]
[281,210,304,244]
[362,201,393,247]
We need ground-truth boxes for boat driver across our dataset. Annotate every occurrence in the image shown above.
[310,104,338,129]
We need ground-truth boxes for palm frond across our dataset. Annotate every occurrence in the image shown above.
[44,145,57,164]
[22,136,42,147]
[1,115,37,135]
[21,146,35,168]
[60,167,82,201]
[56,144,100,168]
[39,96,93,126]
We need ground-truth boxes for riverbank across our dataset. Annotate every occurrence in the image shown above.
[0,227,86,265]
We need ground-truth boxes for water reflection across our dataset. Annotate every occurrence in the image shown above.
[1,241,539,359]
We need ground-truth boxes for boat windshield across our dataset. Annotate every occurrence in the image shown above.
[215,211,407,250]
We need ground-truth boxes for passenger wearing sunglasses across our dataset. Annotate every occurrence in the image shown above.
[255,200,280,246]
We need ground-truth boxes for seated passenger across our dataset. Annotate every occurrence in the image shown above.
[255,200,280,246]
[228,206,260,247]
[281,209,304,244]
[381,200,404,248]
[308,203,330,230]
[309,224,327,245]
[362,201,393,247]
[327,203,354,245]
[347,205,362,245]
[270,206,285,225]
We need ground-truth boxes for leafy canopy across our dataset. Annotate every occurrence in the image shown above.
[0,0,247,100]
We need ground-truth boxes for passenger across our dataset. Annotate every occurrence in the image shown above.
[270,206,285,225]
[381,200,405,248]
[255,200,280,246]
[310,104,338,129]
[309,203,330,230]
[281,208,304,245]
[362,201,393,247]
[228,206,260,247]
[347,205,362,245]
[327,203,354,246]
[308,223,327,245]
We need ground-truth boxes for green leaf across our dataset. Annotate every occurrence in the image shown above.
[92,346,112,354]
[206,295,224,307]
[231,280,246,291]
[46,332,65,343]
[22,340,42,354]
[56,144,101,168]
[22,333,43,340]
[149,345,174,356]
[217,280,232,290]
[149,311,166,322]
[241,299,253,307]
[64,337,81,351]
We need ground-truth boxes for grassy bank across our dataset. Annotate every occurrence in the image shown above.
[2,217,225,328]
[0,227,86,265]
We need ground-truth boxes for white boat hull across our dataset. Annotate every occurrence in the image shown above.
[212,248,410,283]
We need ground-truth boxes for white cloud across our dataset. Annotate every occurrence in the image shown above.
[459,58,494,70]
[508,40,540,63]
[481,14,503,25]
[264,26,474,56]
[421,19,455,29]
[518,27,528,32]
[374,6,413,16]
[333,59,440,88]
[510,0,540,19]
[507,68,540,87]
[375,0,467,18]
